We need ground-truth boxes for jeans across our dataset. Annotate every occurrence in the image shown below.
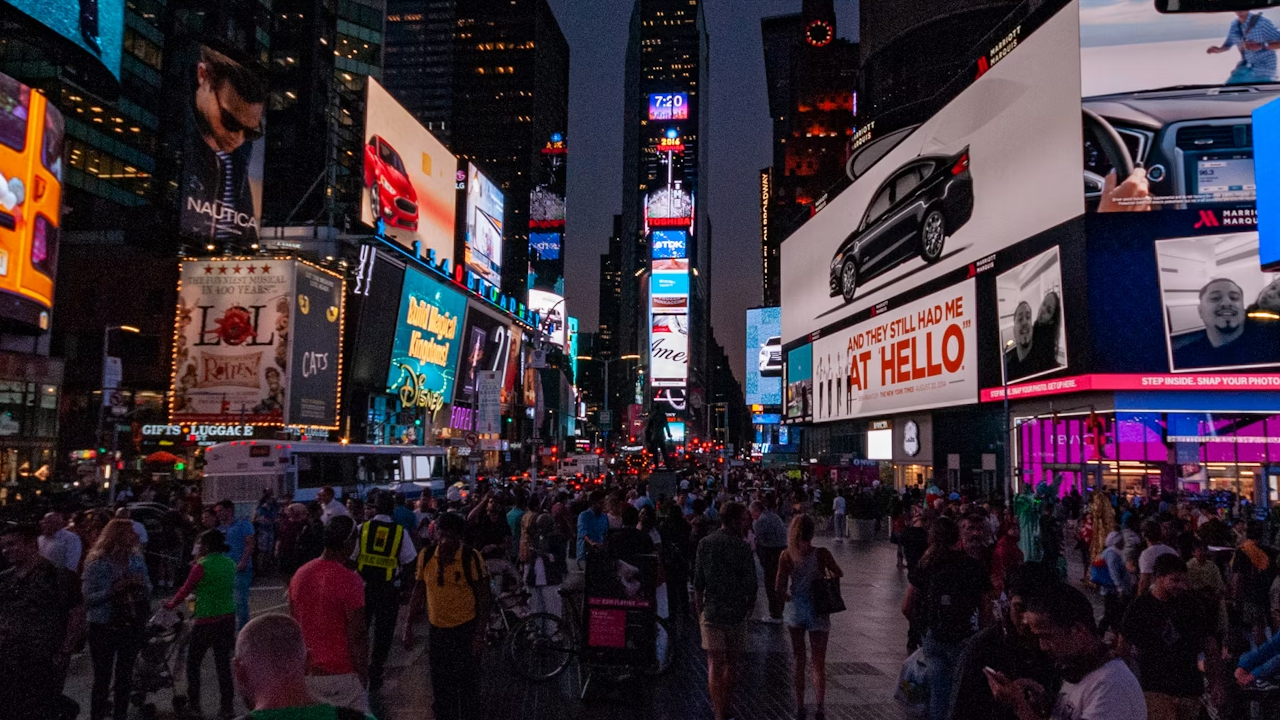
[429,620,480,720]
[1241,630,1280,681]
[233,570,252,631]
[758,546,785,619]
[89,623,143,720]
[922,632,964,720]
[365,581,399,688]
[833,514,847,538]
[187,615,235,717]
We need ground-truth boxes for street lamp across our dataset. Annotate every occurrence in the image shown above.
[577,354,639,450]
[100,325,140,502]
[1002,338,1015,502]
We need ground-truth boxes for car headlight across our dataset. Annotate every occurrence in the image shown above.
[830,253,843,271]
[380,177,394,193]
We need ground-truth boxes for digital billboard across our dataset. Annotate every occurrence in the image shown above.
[1081,2,1279,212]
[784,344,812,421]
[528,231,563,294]
[645,186,693,229]
[288,263,345,429]
[648,93,689,121]
[530,231,561,260]
[998,247,1068,384]
[3,0,125,79]
[650,271,689,297]
[1256,95,1280,269]
[650,312,688,388]
[464,163,504,286]
[178,46,265,249]
[745,307,782,407]
[651,230,687,260]
[0,72,62,330]
[528,288,566,349]
[454,302,515,407]
[781,1,1082,345]
[810,281,977,423]
[1154,232,1280,372]
[363,79,458,263]
[386,267,467,421]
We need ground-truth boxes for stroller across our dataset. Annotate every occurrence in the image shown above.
[130,606,191,719]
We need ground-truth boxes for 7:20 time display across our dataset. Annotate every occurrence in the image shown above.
[648,93,689,121]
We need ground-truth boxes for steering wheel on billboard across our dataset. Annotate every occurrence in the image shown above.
[1082,108,1135,202]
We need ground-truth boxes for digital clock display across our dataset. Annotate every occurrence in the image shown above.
[648,93,689,121]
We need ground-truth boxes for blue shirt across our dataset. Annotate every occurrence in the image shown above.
[393,505,418,536]
[1226,14,1280,74]
[221,518,255,574]
[577,509,609,559]
[82,554,151,624]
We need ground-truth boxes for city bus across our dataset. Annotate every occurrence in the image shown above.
[201,441,447,514]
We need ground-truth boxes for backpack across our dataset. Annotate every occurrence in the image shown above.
[417,543,484,593]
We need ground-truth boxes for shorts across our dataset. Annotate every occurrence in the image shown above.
[700,615,747,656]
[785,596,831,633]
[305,673,368,714]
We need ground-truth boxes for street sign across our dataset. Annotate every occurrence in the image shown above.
[465,431,480,448]
[102,356,122,406]
[598,410,612,427]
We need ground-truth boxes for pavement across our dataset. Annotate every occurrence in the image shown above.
[63,534,913,720]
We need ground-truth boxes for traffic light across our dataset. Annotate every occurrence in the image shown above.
[174,462,186,471]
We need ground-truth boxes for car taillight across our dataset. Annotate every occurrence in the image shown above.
[951,153,969,175]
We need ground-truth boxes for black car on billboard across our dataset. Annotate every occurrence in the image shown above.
[829,148,974,303]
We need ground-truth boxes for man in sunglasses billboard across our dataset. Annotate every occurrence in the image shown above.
[180,45,266,247]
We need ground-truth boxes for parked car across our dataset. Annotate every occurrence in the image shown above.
[759,336,782,377]
[364,134,419,232]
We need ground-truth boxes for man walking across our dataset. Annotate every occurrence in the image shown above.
[751,499,787,622]
[216,499,256,630]
[832,490,847,540]
[353,492,416,691]
[39,512,83,573]
[576,490,609,561]
[694,502,757,720]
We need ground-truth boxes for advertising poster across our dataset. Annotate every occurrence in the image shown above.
[784,344,812,421]
[746,308,783,406]
[476,370,502,434]
[781,1,1082,344]
[386,267,467,421]
[650,312,688,388]
[503,328,522,408]
[3,0,125,78]
[528,231,563,293]
[583,548,657,663]
[0,72,63,329]
[998,247,1068,383]
[362,79,458,263]
[528,289,566,349]
[1081,1,1280,212]
[651,230,687,260]
[1255,96,1280,269]
[454,303,514,407]
[288,263,344,429]
[465,163,504,286]
[809,281,977,422]
[172,259,292,425]
[177,45,265,249]
[645,186,693,229]
[1155,232,1280,372]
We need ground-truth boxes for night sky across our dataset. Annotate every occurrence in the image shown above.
[545,0,858,387]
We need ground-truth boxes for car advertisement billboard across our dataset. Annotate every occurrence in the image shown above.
[1154,231,1280,372]
[287,263,345,429]
[746,307,782,407]
[386,267,467,422]
[464,163,504,286]
[651,230,688,260]
[0,72,63,330]
[1081,2,1280,213]
[3,0,125,79]
[528,288,566,349]
[454,302,515,407]
[781,0,1083,345]
[177,45,266,249]
[998,247,1068,384]
[809,281,977,423]
[648,93,689,121]
[784,343,812,421]
[362,79,458,263]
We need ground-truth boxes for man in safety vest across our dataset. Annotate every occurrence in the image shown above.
[352,490,417,691]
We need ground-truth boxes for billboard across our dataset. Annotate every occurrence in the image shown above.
[528,231,563,293]
[454,302,515,407]
[1081,3,1280,212]
[178,46,265,249]
[1155,232,1280,372]
[528,288,566,349]
[745,307,782,406]
[287,263,345,429]
[998,247,1068,384]
[784,344,812,421]
[651,230,687,260]
[0,72,63,330]
[650,312,688,388]
[386,267,467,421]
[809,281,977,422]
[645,186,693,229]
[648,93,689,121]
[650,271,689,297]
[780,1,1082,344]
[464,163,504,286]
[3,0,124,79]
[362,79,458,263]
[1256,96,1280,269]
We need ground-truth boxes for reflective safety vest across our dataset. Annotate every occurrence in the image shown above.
[357,519,405,582]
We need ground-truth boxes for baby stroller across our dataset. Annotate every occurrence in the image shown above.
[130,606,191,719]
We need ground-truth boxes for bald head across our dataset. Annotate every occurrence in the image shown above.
[41,512,63,536]
[236,614,307,676]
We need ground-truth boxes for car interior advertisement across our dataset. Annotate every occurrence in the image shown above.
[453,303,514,408]
[287,263,344,429]
[3,0,125,79]
[1081,1,1280,212]
[464,162,504,287]
[784,343,812,422]
[1154,232,1280,372]
[809,280,977,423]
[745,307,782,407]
[0,72,62,330]
[362,79,458,264]
[177,45,266,250]
[780,0,1083,346]
[528,289,566,349]
[998,246,1068,383]
[385,267,467,423]
[172,259,293,425]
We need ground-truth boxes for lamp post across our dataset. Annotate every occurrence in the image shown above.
[1002,338,1015,503]
[100,324,140,502]
[576,354,639,452]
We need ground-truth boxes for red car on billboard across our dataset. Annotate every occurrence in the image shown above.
[364,134,418,232]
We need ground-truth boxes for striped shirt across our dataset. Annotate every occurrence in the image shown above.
[214,150,235,241]
[1225,13,1280,75]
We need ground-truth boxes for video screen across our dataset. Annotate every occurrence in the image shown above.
[648,93,689,121]
[528,289,566,349]
[464,163,504,286]
[650,230,687,260]
[454,304,514,406]
[784,344,812,421]
[3,0,125,78]
[745,307,782,406]
[650,312,688,388]
[998,247,1068,383]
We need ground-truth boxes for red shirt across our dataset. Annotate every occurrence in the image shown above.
[288,557,365,675]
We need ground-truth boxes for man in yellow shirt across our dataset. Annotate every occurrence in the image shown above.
[403,512,490,720]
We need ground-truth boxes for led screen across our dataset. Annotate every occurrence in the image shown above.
[651,230,687,260]
[465,163,504,286]
[363,79,458,263]
[1256,96,1280,269]
[648,93,689,121]
[784,344,812,421]
[386,267,467,420]
[745,307,782,406]
[650,312,688,388]
[530,231,560,261]
[651,271,689,296]
[867,429,893,460]
[454,302,515,407]
[528,289,566,349]
[3,0,124,79]
[288,263,344,429]
[998,246,1068,383]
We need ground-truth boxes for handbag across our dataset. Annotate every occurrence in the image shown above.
[811,549,846,615]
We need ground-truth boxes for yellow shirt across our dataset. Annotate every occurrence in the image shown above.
[416,547,487,629]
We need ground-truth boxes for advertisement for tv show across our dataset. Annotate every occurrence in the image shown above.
[454,302,515,408]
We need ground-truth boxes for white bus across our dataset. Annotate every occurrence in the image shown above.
[202,441,448,514]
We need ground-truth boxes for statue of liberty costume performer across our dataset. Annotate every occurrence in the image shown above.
[1014,476,1063,561]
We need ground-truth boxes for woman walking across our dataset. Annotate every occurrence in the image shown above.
[776,514,843,720]
[82,518,152,720]
[165,529,237,719]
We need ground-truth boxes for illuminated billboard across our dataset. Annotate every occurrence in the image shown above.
[3,0,125,79]
[648,93,689,121]
[464,163,504,286]
[362,78,458,263]
[998,247,1068,384]
[454,302,515,407]
[650,312,688,388]
[528,288,566,349]
[645,186,693,229]
[784,344,812,421]
[288,263,345,429]
[781,1,1082,345]
[0,72,63,330]
[651,230,687,260]
[530,232,561,261]
[386,267,467,421]
[745,308,782,407]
